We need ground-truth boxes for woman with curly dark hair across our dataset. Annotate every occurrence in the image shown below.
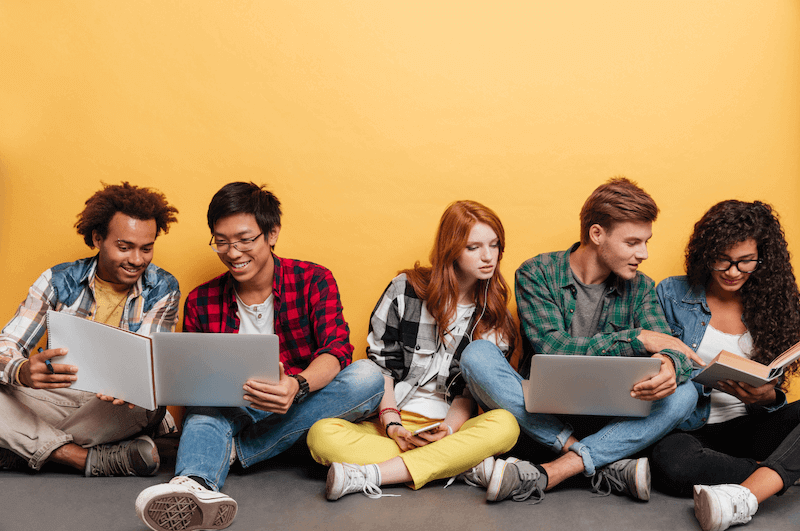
[652,200,800,531]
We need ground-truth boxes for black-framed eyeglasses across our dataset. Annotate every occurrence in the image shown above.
[709,258,762,273]
[209,233,264,253]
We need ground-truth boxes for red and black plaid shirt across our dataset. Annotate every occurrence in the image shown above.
[183,254,353,374]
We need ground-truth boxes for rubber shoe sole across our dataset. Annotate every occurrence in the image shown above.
[486,457,519,502]
[631,458,651,501]
[136,484,238,531]
[694,485,722,531]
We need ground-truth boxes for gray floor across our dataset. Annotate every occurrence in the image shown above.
[3,437,800,531]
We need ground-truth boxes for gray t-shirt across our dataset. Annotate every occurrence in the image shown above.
[569,268,607,338]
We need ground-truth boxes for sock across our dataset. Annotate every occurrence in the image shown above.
[189,475,212,490]
[534,464,549,490]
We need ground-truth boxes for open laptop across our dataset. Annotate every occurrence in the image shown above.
[522,355,662,417]
[152,332,280,407]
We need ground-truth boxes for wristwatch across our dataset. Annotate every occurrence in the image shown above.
[291,374,310,404]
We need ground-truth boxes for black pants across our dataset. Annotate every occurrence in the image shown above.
[651,400,800,497]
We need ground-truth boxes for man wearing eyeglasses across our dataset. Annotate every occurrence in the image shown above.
[136,182,384,531]
[0,182,180,477]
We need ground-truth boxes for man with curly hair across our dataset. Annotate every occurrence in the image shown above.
[0,182,180,477]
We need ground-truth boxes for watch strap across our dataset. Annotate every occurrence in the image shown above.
[291,374,309,403]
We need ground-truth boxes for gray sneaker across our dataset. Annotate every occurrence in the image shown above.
[85,435,159,477]
[486,458,546,503]
[591,457,650,501]
[0,447,27,471]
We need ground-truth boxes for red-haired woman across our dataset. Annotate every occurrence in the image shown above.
[307,200,520,500]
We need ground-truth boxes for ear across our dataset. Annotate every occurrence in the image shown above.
[91,230,103,249]
[267,226,281,247]
[588,224,605,246]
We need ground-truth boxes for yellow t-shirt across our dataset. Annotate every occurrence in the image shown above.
[93,276,130,326]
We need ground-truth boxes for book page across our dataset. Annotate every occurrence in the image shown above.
[46,311,156,410]
[769,339,800,370]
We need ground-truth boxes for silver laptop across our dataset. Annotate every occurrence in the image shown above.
[522,355,662,417]
[152,333,280,407]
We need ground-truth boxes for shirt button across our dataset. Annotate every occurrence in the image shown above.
[257,314,262,319]
[701,418,707,422]
[570,309,574,313]
[602,349,606,353]
[692,343,697,348]
[701,322,706,326]
[416,345,421,350]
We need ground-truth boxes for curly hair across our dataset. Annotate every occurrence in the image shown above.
[75,182,178,248]
[685,200,800,381]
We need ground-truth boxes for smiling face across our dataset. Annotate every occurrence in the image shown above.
[212,213,279,289]
[455,222,500,294]
[708,238,758,295]
[594,220,652,281]
[92,213,157,286]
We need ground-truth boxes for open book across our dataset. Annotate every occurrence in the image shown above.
[46,310,279,410]
[692,339,800,390]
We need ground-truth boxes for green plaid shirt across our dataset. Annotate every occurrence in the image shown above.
[514,243,692,384]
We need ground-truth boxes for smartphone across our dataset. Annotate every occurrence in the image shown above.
[413,422,441,435]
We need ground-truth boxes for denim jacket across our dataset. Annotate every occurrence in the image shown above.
[656,275,787,431]
[0,256,180,385]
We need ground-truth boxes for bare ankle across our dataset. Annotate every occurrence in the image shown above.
[50,443,88,471]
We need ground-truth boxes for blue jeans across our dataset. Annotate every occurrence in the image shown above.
[460,340,697,476]
[175,359,385,491]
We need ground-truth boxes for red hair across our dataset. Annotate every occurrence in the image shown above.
[402,200,517,353]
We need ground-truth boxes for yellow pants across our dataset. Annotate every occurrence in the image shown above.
[307,409,519,489]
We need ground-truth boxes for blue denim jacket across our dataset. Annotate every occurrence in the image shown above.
[656,275,787,431]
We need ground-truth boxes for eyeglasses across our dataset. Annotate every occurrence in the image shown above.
[709,258,762,273]
[209,233,263,253]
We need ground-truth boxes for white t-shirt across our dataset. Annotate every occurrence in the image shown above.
[235,291,275,335]
[401,303,475,419]
[695,324,753,424]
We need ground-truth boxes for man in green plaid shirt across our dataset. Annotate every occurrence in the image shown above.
[461,177,702,504]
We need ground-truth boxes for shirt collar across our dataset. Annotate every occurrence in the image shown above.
[682,282,710,313]
[221,252,282,306]
[82,255,144,298]
[561,242,624,296]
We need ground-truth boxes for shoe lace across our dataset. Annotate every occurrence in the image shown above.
[444,468,483,489]
[91,442,129,476]
[513,467,545,504]
[590,469,625,497]
[343,465,398,499]
[170,476,207,492]
[729,489,754,524]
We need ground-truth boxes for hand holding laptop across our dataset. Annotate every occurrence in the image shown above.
[243,362,296,414]
[630,353,677,401]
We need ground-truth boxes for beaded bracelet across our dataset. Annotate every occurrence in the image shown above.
[385,421,403,437]
[379,407,400,419]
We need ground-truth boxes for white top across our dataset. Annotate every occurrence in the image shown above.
[696,324,753,424]
[236,291,275,335]
[401,303,475,419]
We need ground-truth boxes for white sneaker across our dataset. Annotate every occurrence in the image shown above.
[453,456,495,488]
[135,476,238,531]
[326,462,385,501]
[694,484,758,531]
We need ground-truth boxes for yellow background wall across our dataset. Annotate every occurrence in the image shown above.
[2,2,799,397]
